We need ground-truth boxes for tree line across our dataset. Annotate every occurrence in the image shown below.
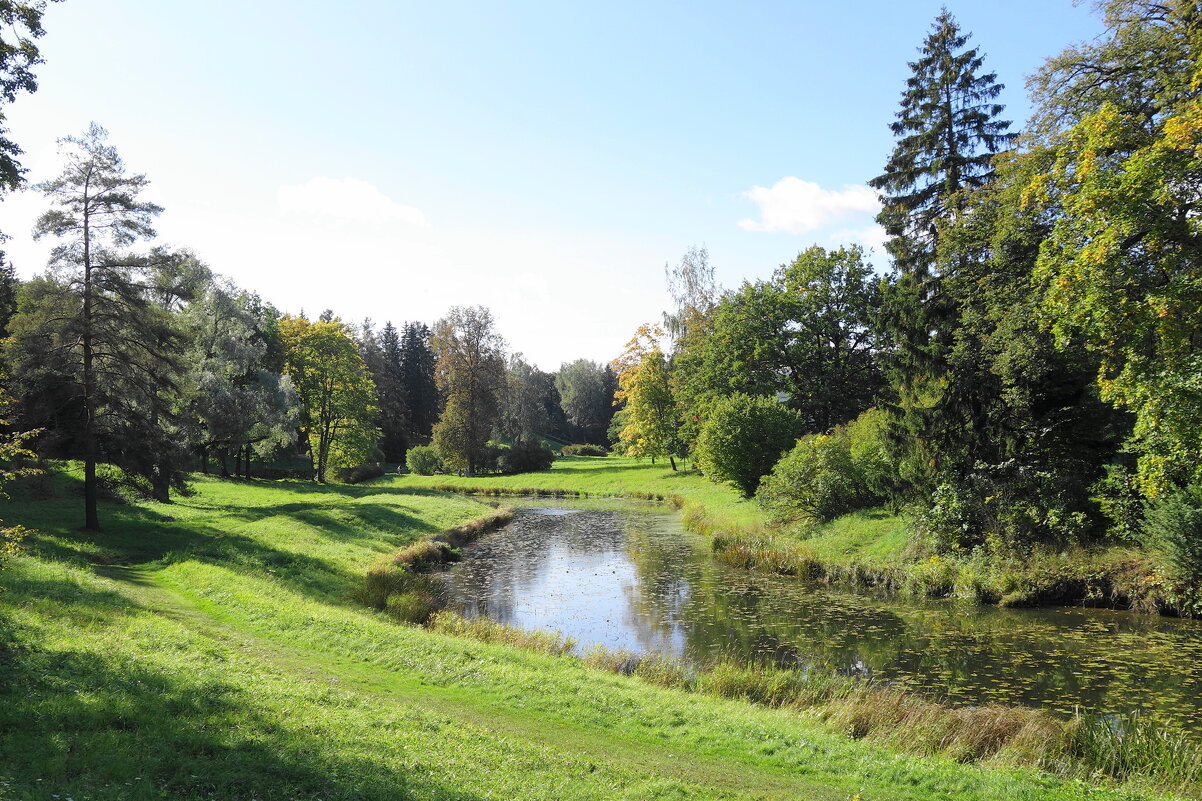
[0,125,619,529]
[610,1,1202,586]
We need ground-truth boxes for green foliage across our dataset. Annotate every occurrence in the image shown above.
[555,358,615,444]
[613,325,680,466]
[399,321,438,444]
[431,305,506,474]
[404,444,442,475]
[561,443,608,457]
[0,0,59,193]
[1143,484,1202,591]
[915,467,1094,555]
[496,438,554,474]
[670,246,883,450]
[755,419,884,529]
[359,320,409,462]
[695,393,802,497]
[1025,3,1202,498]
[279,315,379,482]
[12,124,193,524]
[0,386,37,587]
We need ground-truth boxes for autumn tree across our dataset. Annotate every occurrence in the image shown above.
[430,305,506,473]
[1027,0,1202,497]
[279,315,378,482]
[612,325,679,469]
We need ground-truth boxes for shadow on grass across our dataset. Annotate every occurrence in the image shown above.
[0,643,485,801]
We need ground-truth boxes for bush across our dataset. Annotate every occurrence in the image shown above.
[694,394,803,497]
[405,445,442,475]
[561,443,608,457]
[335,463,386,484]
[1144,484,1202,587]
[498,439,555,473]
[756,428,867,528]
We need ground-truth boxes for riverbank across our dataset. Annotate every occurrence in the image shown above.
[0,467,1191,800]
[393,456,1181,615]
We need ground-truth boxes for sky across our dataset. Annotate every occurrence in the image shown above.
[1,0,1106,370]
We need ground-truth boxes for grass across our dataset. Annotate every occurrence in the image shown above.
[395,454,768,528]
[0,465,1193,800]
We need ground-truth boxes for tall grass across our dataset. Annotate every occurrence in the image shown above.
[356,506,515,621]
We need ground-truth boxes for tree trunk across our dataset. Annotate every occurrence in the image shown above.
[81,183,99,531]
[669,455,677,471]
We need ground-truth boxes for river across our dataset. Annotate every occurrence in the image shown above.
[446,498,1202,731]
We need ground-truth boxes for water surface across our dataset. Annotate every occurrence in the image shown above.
[447,499,1202,730]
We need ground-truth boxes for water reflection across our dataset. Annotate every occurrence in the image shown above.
[446,499,1202,731]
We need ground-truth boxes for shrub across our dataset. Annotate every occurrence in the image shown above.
[561,443,608,457]
[335,463,386,484]
[498,438,555,473]
[756,426,874,528]
[1144,484,1202,587]
[405,445,442,475]
[845,407,894,499]
[694,394,803,497]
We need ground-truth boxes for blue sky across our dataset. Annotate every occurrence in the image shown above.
[3,0,1104,369]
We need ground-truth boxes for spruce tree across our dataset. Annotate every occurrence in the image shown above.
[375,321,410,462]
[399,321,438,444]
[870,9,1014,274]
[869,11,1014,501]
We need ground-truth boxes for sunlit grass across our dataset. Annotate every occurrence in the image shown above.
[0,466,1191,800]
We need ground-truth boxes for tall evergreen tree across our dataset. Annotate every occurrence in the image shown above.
[870,10,1014,275]
[869,11,1015,501]
[0,252,16,337]
[15,123,185,527]
[399,321,438,444]
[372,321,409,462]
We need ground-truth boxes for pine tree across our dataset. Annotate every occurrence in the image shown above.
[16,123,186,527]
[869,11,1014,500]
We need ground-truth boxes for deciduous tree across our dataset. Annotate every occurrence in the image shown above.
[279,315,378,482]
[430,305,506,474]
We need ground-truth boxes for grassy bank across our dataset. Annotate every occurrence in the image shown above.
[0,466,1189,800]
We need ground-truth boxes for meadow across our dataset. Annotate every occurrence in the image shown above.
[0,464,1191,800]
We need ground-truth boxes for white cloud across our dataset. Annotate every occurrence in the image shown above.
[738,177,879,234]
[277,177,429,227]
[829,224,889,257]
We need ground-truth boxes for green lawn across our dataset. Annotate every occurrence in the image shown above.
[393,454,768,527]
[0,467,1181,800]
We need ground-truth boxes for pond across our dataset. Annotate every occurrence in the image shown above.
[446,498,1202,731]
